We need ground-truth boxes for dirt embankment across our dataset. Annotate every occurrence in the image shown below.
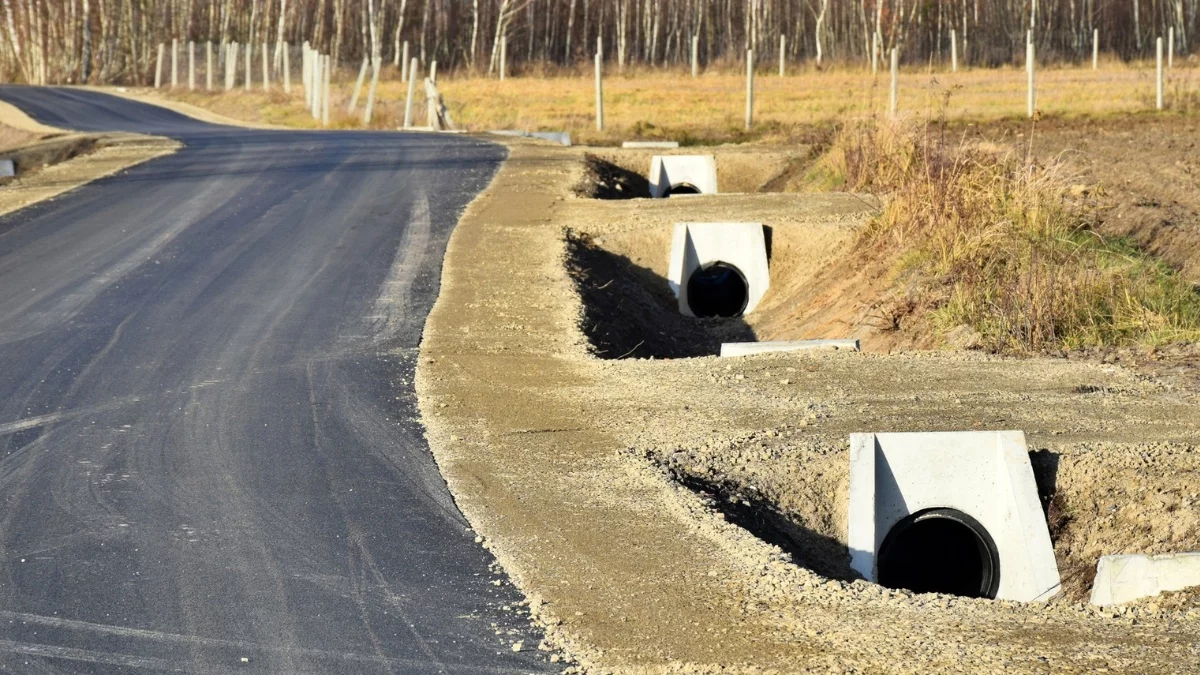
[417,138,1200,673]
[980,114,1200,283]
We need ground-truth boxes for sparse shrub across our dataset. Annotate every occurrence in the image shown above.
[818,116,1200,351]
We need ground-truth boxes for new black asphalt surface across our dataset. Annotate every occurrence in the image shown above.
[0,87,552,674]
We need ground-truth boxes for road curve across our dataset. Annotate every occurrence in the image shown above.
[0,86,552,674]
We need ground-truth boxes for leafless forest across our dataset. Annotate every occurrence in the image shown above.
[2,0,1198,85]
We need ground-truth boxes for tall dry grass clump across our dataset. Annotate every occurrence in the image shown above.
[821,116,1200,352]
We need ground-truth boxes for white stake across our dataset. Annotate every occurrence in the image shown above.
[171,38,178,88]
[691,35,699,78]
[951,29,958,73]
[401,41,410,82]
[745,49,754,130]
[500,35,508,81]
[1093,28,1099,70]
[595,47,604,131]
[283,42,291,93]
[349,57,369,112]
[230,42,239,91]
[206,41,213,90]
[1027,41,1036,118]
[155,43,164,88]
[403,57,419,128]
[1168,26,1174,69]
[430,60,438,82]
[322,55,331,126]
[889,48,898,117]
[1157,37,1165,110]
[302,43,310,103]
[188,41,195,90]
[779,35,786,77]
[312,54,321,120]
[364,58,381,125]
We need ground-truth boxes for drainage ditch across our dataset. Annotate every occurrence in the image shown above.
[655,446,1073,600]
[574,152,815,200]
[669,470,860,582]
[567,231,755,359]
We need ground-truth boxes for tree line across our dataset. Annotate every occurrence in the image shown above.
[2,0,1197,85]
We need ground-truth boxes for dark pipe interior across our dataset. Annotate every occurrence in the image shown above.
[686,262,748,318]
[876,508,1000,599]
[666,183,702,196]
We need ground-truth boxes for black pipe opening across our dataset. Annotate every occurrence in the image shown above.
[686,262,749,318]
[666,183,702,196]
[876,508,1000,599]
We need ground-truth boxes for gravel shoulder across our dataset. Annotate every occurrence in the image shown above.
[417,141,1200,672]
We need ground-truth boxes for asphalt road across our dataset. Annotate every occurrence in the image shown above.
[0,87,551,674]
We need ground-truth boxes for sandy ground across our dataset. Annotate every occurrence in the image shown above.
[0,98,180,217]
[416,139,1200,673]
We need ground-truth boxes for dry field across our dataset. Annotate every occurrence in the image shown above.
[143,59,1199,143]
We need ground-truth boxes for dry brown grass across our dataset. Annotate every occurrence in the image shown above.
[146,59,1198,144]
[822,116,1200,351]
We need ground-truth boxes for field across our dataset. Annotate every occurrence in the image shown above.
[149,59,1200,143]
